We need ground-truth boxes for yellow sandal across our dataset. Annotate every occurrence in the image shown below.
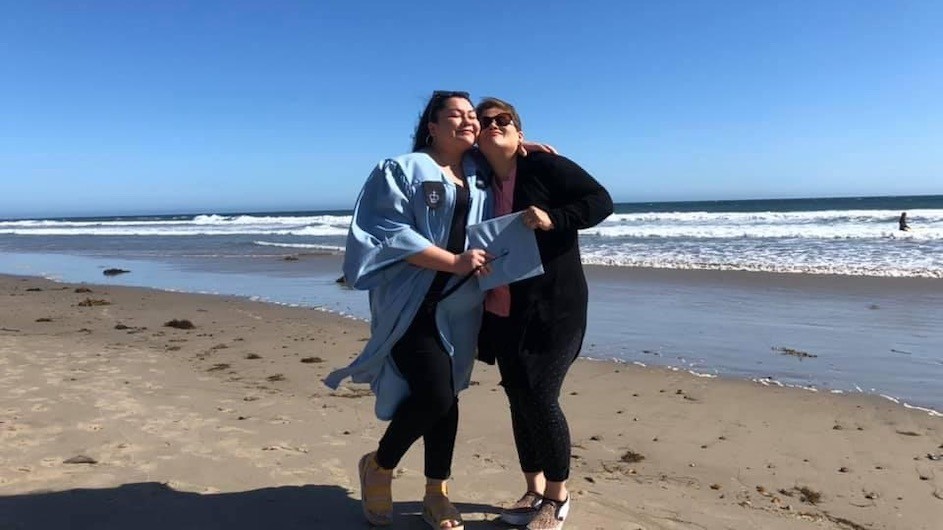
[358,451,393,526]
[422,482,464,530]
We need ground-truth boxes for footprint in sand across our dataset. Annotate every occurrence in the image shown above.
[165,480,216,493]
[468,458,506,476]
[215,426,255,435]
[261,443,309,454]
[319,457,352,487]
[319,434,349,447]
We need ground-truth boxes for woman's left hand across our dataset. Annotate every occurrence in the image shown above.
[518,141,558,157]
[522,206,554,231]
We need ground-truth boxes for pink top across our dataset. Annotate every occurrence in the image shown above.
[484,166,516,317]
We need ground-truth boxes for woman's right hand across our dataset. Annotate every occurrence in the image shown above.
[452,248,492,275]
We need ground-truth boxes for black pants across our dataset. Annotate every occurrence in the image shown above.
[375,307,457,480]
[487,312,582,483]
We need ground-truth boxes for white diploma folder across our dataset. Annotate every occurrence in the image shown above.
[467,212,544,291]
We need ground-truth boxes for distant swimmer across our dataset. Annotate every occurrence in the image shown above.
[899,212,911,232]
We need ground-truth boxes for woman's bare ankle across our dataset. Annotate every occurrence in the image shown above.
[543,480,567,503]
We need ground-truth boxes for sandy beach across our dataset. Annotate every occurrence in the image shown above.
[1,273,941,529]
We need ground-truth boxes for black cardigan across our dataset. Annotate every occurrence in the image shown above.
[480,152,613,362]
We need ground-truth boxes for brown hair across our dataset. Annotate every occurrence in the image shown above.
[475,97,523,132]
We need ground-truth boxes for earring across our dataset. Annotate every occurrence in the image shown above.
[425,134,434,146]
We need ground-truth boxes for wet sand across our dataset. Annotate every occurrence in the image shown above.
[582,265,943,410]
[2,249,941,409]
[1,273,941,529]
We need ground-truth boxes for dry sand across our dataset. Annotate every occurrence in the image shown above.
[0,274,940,529]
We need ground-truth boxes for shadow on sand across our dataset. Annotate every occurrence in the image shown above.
[0,482,502,529]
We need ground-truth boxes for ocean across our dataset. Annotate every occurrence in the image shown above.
[1,195,941,412]
[2,195,942,277]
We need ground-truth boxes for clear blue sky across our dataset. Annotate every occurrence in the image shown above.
[2,1,941,218]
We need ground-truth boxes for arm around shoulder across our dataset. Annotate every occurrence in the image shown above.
[539,153,614,232]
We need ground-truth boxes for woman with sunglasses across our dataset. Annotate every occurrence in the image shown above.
[475,97,613,530]
[325,90,492,529]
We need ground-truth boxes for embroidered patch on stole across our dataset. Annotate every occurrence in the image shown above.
[422,182,446,209]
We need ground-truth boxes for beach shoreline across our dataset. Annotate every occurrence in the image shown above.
[1,273,941,529]
[4,244,943,409]
[2,248,942,412]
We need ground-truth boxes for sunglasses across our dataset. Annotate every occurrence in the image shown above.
[480,113,514,129]
[432,90,470,100]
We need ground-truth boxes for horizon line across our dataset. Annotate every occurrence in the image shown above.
[3,193,942,221]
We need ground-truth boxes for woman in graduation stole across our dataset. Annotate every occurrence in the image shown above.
[325,91,492,529]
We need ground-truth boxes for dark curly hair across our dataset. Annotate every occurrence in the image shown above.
[411,90,473,152]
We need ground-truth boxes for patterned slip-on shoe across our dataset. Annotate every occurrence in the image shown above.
[500,491,544,526]
[525,496,570,530]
